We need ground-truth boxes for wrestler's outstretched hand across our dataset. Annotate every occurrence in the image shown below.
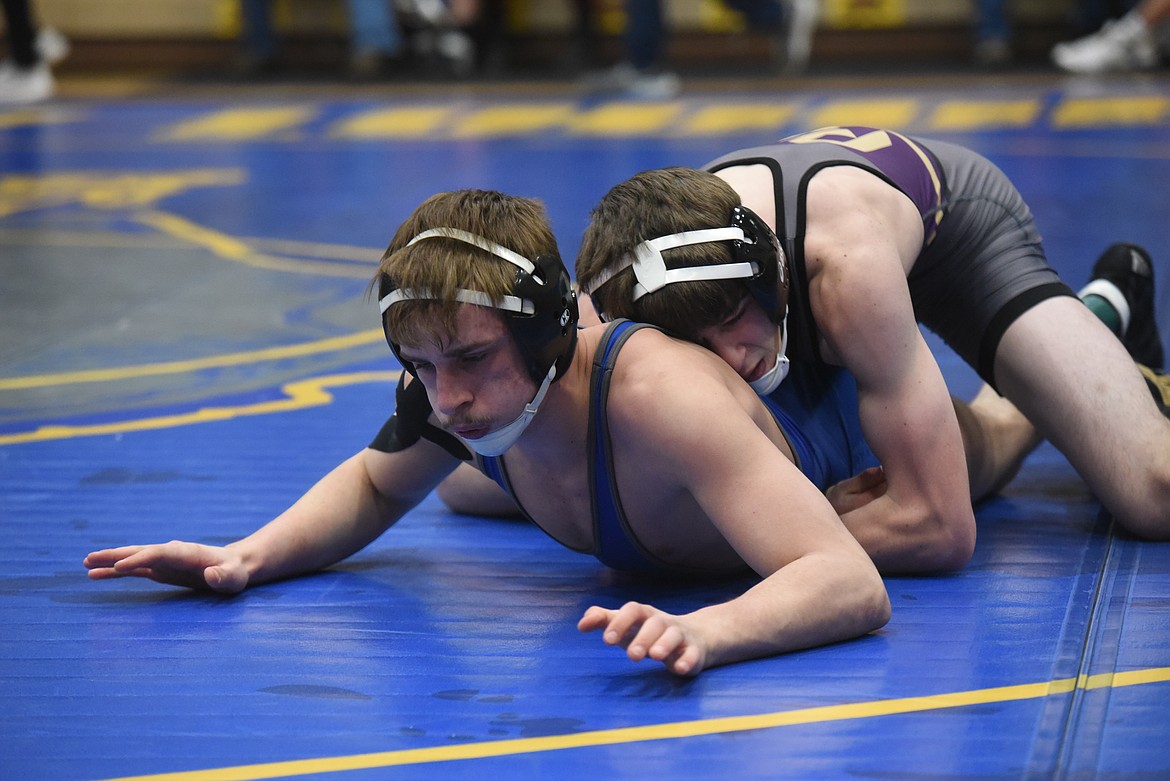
[84,541,248,594]
[578,602,707,677]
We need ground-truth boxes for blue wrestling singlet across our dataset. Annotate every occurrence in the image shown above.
[482,321,877,575]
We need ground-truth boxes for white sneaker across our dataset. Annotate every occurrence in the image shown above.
[580,62,638,92]
[36,27,70,65]
[0,60,54,104]
[1051,12,1158,74]
[784,0,820,73]
[579,62,680,99]
[625,69,681,100]
[435,29,475,78]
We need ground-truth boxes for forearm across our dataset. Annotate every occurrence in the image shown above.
[229,452,405,586]
[694,551,890,670]
[848,350,977,573]
[838,491,974,573]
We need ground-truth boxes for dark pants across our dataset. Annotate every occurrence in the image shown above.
[2,0,38,67]
[624,0,783,71]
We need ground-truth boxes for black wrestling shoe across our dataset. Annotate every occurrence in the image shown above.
[1138,364,1170,419]
[1086,243,1164,370]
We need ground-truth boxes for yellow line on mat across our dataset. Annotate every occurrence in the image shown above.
[0,331,387,390]
[94,667,1170,781]
[0,371,398,446]
[134,210,376,279]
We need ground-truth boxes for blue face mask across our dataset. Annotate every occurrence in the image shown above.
[748,321,790,396]
[455,365,556,457]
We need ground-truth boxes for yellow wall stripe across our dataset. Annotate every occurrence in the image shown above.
[132,97,1170,142]
[569,103,683,136]
[1052,96,1170,128]
[683,104,798,135]
[454,104,574,137]
[330,107,453,138]
[809,99,918,131]
[930,99,1040,130]
[94,667,1170,781]
[161,107,316,141]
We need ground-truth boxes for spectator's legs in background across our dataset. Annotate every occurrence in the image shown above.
[0,0,55,103]
[973,0,1012,66]
[345,0,405,78]
[624,0,665,72]
[238,0,279,74]
[396,0,479,78]
[581,0,679,99]
[781,0,820,72]
[569,0,603,72]
[724,0,819,73]
[619,0,679,97]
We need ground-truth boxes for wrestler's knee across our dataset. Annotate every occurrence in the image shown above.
[1111,465,1170,540]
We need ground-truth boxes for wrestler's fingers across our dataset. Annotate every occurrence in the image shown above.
[83,546,147,570]
[113,540,212,572]
[85,565,141,580]
[664,644,703,678]
[601,602,657,649]
[647,624,686,662]
[577,605,615,633]
[579,603,641,644]
[626,614,671,661]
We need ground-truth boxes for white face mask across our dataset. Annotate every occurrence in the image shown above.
[748,321,790,396]
[455,365,556,457]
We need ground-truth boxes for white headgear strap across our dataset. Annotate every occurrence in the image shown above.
[584,227,758,301]
[378,227,537,315]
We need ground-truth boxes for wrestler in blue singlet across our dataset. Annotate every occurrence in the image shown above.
[478,321,875,575]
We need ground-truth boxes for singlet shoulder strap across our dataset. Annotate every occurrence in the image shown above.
[586,319,672,573]
[707,151,821,362]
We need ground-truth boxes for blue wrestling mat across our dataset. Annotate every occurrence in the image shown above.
[2,73,1169,780]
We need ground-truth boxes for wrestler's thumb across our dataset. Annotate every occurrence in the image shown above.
[204,565,247,595]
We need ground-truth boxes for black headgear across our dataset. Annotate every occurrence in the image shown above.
[584,205,788,325]
[378,228,579,384]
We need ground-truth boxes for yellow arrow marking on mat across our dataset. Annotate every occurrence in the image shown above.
[0,371,398,446]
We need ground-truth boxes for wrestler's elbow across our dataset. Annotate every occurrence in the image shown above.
[857,566,892,632]
[915,505,977,573]
[876,502,975,575]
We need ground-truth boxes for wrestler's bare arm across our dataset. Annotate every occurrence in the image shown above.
[579,334,890,675]
[801,170,977,574]
[84,441,459,591]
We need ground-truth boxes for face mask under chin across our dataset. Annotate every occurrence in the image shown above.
[455,365,556,457]
[748,322,790,396]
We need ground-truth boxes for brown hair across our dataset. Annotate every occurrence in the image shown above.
[576,167,747,342]
[375,190,557,349]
